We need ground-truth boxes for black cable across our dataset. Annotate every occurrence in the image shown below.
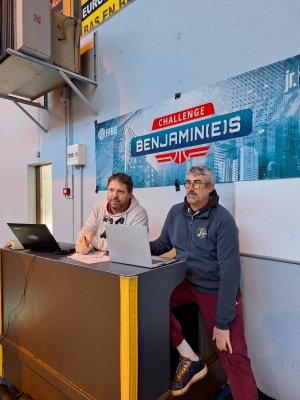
[0,255,36,343]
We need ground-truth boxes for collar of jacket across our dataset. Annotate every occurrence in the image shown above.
[182,189,219,217]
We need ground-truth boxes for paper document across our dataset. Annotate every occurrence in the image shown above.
[68,251,110,264]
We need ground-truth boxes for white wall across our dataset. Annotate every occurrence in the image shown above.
[1,0,300,397]
[236,179,300,261]
[241,256,300,400]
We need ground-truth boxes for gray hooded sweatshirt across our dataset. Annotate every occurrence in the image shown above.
[77,195,148,252]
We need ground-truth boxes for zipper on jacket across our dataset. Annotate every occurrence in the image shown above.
[187,209,199,273]
[188,208,200,224]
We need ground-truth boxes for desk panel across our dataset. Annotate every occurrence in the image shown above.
[0,249,186,400]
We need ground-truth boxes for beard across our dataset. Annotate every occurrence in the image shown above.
[187,193,198,204]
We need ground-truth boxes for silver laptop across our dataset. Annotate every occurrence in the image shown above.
[7,223,75,254]
[105,224,176,268]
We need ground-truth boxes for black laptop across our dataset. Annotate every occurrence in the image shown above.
[7,223,75,254]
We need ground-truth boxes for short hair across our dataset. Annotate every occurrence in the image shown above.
[186,165,216,185]
[107,172,133,193]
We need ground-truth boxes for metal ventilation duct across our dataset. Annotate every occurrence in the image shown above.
[0,0,14,56]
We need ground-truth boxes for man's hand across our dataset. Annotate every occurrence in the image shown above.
[76,232,95,255]
[212,327,233,354]
[82,232,96,243]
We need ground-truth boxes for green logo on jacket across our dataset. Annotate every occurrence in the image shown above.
[196,227,207,239]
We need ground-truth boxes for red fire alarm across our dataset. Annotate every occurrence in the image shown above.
[63,187,71,196]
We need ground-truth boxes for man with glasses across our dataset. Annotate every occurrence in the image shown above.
[150,165,257,399]
[76,172,148,254]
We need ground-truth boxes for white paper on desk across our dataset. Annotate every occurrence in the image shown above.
[68,251,110,264]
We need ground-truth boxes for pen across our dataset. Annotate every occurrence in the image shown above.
[83,236,91,254]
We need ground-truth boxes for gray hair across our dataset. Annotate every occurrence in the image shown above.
[186,165,216,184]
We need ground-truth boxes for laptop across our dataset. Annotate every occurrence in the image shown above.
[105,224,176,268]
[7,223,75,254]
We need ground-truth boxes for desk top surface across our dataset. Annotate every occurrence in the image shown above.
[1,248,186,278]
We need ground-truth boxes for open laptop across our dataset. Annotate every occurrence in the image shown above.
[105,224,176,268]
[7,223,75,254]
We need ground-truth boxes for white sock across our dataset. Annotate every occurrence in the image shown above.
[176,339,199,361]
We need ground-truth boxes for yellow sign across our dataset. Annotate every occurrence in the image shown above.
[81,0,133,35]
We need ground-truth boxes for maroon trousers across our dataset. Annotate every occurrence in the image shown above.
[170,280,258,400]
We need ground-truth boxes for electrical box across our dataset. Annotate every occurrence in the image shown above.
[67,144,86,166]
[15,0,51,60]
[63,187,71,196]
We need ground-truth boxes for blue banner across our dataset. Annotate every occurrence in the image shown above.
[131,109,252,157]
[95,54,300,189]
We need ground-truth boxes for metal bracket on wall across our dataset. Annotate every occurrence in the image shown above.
[0,48,98,132]
[94,31,98,83]
[0,92,48,132]
[58,70,97,115]
[14,98,49,133]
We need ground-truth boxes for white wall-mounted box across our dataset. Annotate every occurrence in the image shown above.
[15,0,51,60]
[67,144,86,166]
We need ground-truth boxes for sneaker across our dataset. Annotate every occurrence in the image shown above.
[171,353,208,396]
[0,384,14,399]
[214,383,233,400]
[15,394,34,400]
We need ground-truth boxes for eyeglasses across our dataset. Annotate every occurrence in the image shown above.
[183,181,208,189]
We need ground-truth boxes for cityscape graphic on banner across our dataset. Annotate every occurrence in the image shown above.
[95,54,300,189]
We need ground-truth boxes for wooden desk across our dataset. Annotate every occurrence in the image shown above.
[0,249,186,400]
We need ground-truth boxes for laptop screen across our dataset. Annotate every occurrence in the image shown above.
[106,224,175,268]
[7,223,72,253]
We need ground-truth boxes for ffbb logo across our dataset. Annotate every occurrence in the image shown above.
[98,126,117,140]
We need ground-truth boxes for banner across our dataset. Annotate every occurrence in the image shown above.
[95,54,300,190]
[81,0,133,34]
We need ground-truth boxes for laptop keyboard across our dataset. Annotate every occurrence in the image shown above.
[58,242,75,251]
[151,259,163,265]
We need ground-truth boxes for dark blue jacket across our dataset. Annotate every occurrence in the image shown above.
[150,192,241,329]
